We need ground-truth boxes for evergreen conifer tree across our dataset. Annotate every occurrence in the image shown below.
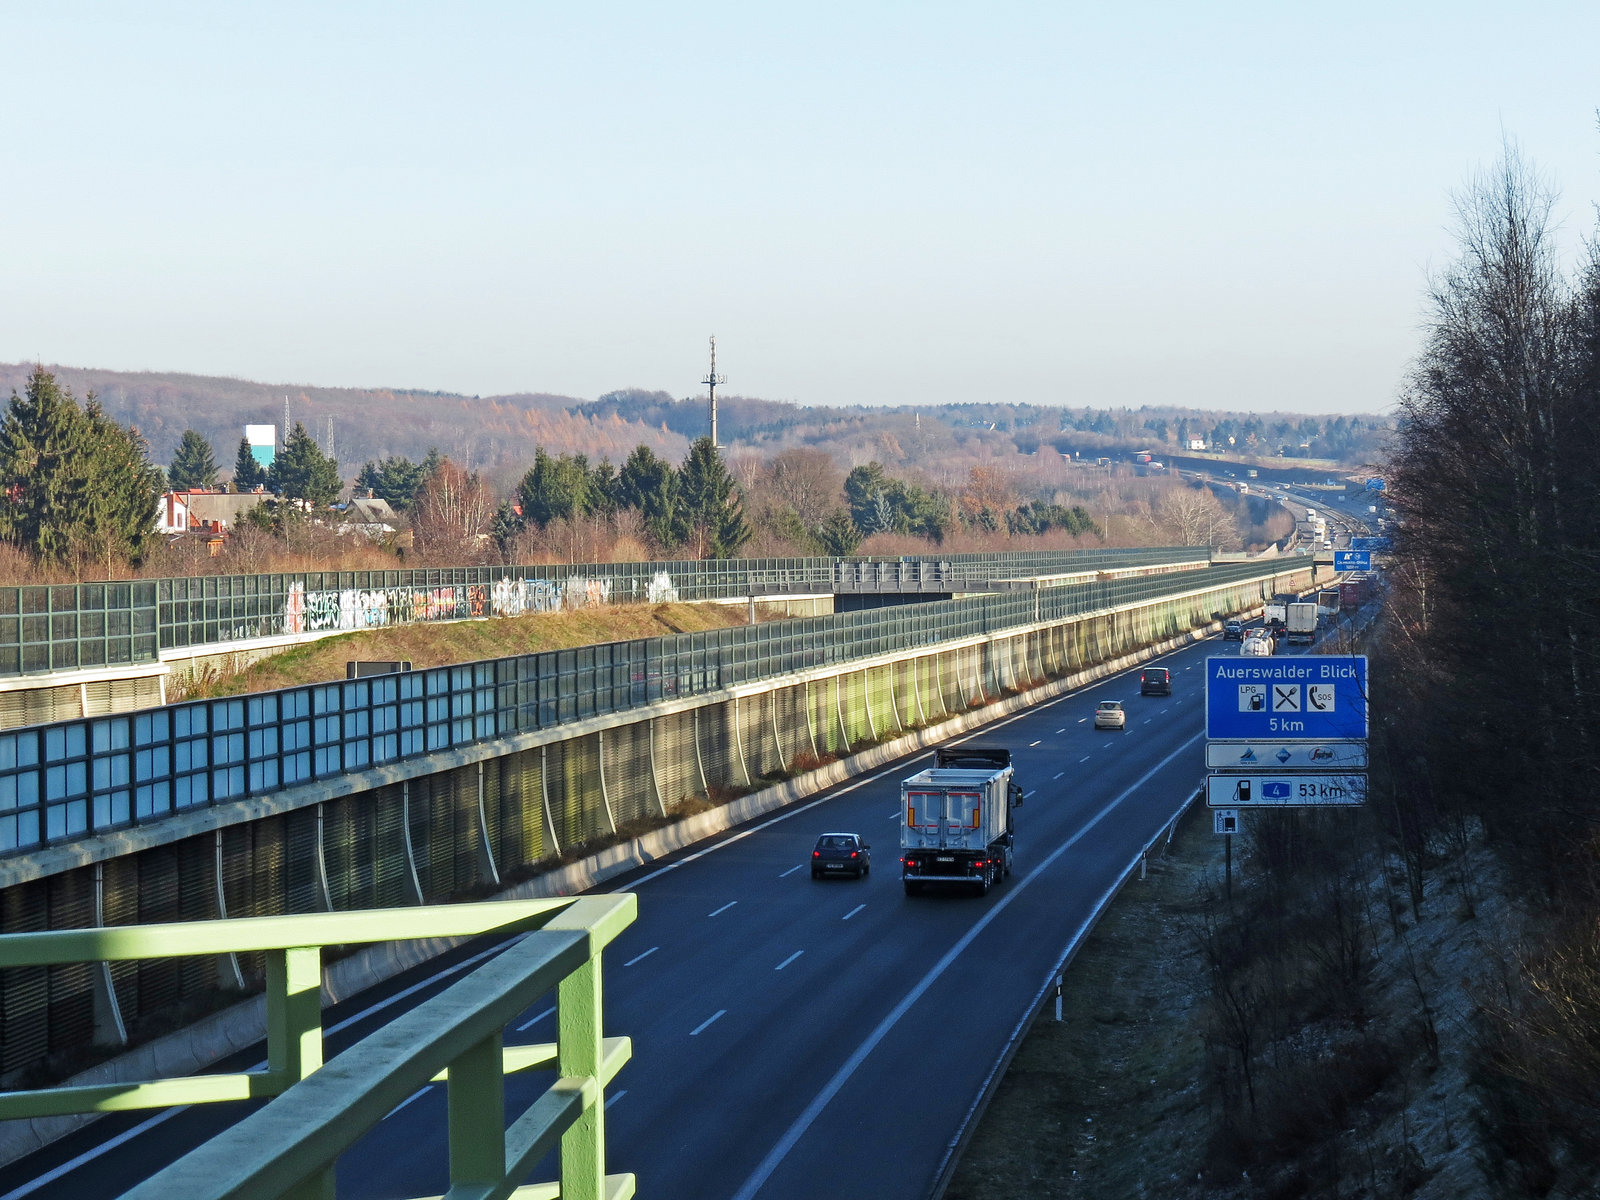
[675,437,751,559]
[0,368,162,566]
[168,429,219,489]
[0,367,92,562]
[267,422,342,507]
[232,437,267,491]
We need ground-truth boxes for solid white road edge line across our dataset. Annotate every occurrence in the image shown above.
[0,1108,189,1200]
[929,769,1205,1193]
[728,731,1204,1200]
[689,1010,726,1036]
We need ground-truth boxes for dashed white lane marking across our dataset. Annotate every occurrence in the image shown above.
[1052,772,1064,780]
[779,863,805,878]
[1078,756,1090,763]
[775,951,804,970]
[690,1010,727,1036]
[386,1087,430,1119]
[516,1006,555,1032]
[730,732,1206,1200]
[708,901,738,918]
[605,1090,628,1110]
[1077,717,1087,723]
[1055,728,1066,733]
[842,904,866,921]
[622,947,659,967]
[1029,740,1041,747]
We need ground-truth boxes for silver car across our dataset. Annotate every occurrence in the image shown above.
[1093,700,1126,730]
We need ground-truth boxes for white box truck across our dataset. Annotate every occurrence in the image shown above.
[900,746,1021,896]
[1286,601,1319,644]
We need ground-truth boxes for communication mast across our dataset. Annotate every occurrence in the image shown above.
[701,336,726,448]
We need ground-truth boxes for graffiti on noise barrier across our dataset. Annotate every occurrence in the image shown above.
[281,573,673,635]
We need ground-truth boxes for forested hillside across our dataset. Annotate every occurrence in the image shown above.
[0,362,1387,488]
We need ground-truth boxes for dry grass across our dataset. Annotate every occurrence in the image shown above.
[946,809,1221,1200]
[174,602,753,700]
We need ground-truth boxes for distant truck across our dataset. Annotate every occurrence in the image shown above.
[1340,575,1376,610]
[1286,601,1319,644]
[900,746,1021,897]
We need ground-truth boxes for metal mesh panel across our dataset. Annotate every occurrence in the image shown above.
[773,683,810,768]
[866,665,895,737]
[811,677,841,756]
[44,868,94,1055]
[493,751,543,873]
[653,712,698,810]
[131,846,182,1025]
[697,703,736,793]
[411,774,456,903]
[284,808,320,914]
[603,722,655,826]
[323,794,375,910]
[743,692,781,781]
[453,769,483,894]
[546,735,607,848]
[839,671,868,746]
[0,878,48,1074]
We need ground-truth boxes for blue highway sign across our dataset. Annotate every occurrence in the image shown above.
[1206,655,1368,741]
[1333,549,1371,572]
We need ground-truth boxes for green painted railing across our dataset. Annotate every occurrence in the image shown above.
[0,895,636,1200]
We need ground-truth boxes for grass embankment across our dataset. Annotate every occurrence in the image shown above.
[174,602,757,700]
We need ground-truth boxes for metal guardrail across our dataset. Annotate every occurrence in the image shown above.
[0,895,636,1200]
[0,547,1207,677]
[0,557,1294,858]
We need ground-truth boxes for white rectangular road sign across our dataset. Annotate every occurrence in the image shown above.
[1205,742,1369,770]
[1206,774,1366,807]
[1213,809,1240,835]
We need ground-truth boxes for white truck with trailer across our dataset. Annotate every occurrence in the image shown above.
[900,746,1021,896]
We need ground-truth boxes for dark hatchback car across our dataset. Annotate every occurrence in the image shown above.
[812,832,871,879]
[1140,666,1172,696]
[1223,619,1244,640]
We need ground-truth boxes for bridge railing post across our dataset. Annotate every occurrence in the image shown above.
[266,944,324,1084]
[559,948,605,1200]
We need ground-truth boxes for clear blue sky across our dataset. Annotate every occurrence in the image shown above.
[3,2,1596,413]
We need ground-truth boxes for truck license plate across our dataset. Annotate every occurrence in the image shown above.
[936,856,955,862]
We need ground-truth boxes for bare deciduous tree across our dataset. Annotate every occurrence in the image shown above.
[411,459,495,563]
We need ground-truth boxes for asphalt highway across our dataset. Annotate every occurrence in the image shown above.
[0,637,1227,1200]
